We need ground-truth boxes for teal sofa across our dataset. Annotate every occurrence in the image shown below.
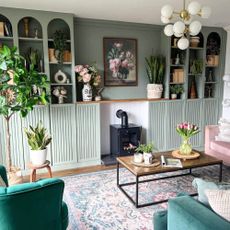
[154,195,230,230]
[0,165,68,230]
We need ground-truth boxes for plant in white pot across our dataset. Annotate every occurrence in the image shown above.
[25,122,52,165]
[145,55,165,99]
[135,143,156,165]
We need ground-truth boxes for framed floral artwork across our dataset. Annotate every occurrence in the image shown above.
[103,37,137,86]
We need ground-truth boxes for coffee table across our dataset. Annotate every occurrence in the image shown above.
[116,151,222,208]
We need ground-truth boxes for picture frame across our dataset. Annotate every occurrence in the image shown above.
[103,37,137,86]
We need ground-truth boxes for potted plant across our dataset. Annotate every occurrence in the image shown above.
[135,143,156,164]
[53,30,67,63]
[25,122,52,165]
[190,59,203,75]
[145,55,165,99]
[0,45,49,184]
[170,85,184,99]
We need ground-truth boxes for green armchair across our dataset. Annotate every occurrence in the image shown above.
[0,165,68,230]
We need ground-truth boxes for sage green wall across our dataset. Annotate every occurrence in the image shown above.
[74,18,162,99]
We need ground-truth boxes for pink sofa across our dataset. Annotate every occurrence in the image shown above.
[205,125,230,166]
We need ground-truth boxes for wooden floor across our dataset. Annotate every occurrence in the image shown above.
[23,164,117,182]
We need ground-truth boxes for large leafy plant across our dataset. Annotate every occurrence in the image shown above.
[145,55,165,84]
[0,45,49,171]
[25,122,51,150]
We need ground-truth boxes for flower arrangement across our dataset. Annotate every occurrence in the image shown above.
[75,64,101,86]
[176,122,200,139]
[107,42,135,79]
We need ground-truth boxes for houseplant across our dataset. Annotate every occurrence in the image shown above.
[170,85,184,99]
[190,59,203,75]
[25,122,52,165]
[145,55,165,99]
[53,30,67,63]
[135,143,156,164]
[75,64,101,101]
[0,45,49,183]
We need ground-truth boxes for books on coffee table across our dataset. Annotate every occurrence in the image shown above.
[161,155,183,168]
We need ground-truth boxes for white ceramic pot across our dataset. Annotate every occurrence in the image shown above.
[171,93,177,99]
[82,83,92,101]
[143,152,153,165]
[30,148,47,165]
[133,153,143,163]
[147,84,163,99]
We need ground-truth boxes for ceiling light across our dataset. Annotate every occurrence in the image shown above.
[161,0,211,50]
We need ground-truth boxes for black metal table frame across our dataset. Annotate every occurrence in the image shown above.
[117,161,222,208]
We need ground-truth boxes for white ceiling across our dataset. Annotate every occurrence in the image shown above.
[1,0,230,28]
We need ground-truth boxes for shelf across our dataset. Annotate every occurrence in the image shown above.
[48,38,71,43]
[170,64,184,67]
[189,47,204,50]
[206,65,219,68]
[169,82,185,85]
[188,73,202,76]
[19,37,43,42]
[51,83,73,86]
[49,62,72,65]
[205,81,217,84]
[0,36,13,40]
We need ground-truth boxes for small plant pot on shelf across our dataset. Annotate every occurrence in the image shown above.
[30,149,47,166]
[147,84,163,99]
[190,37,200,47]
[171,93,177,99]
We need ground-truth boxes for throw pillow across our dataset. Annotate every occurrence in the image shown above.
[192,178,230,206]
[206,189,230,222]
[0,175,6,187]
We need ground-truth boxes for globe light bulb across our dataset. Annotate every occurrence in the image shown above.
[164,24,174,36]
[188,1,201,15]
[177,37,189,50]
[173,21,185,34]
[161,5,174,18]
[201,6,211,18]
[161,16,170,24]
[189,20,202,36]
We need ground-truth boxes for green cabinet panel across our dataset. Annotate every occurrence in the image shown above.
[76,104,101,162]
[148,101,167,151]
[50,105,77,165]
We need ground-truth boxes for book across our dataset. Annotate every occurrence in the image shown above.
[161,155,183,168]
[0,22,4,36]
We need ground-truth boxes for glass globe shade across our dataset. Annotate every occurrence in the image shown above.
[189,20,202,36]
[164,24,174,36]
[161,5,174,18]
[188,1,201,15]
[173,21,185,34]
[161,16,170,24]
[174,32,183,38]
[177,37,189,50]
[201,6,211,18]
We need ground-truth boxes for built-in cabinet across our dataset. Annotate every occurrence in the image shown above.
[0,7,226,172]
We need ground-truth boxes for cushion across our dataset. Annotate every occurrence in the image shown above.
[210,141,230,152]
[192,178,230,206]
[206,189,230,222]
[0,176,6,187]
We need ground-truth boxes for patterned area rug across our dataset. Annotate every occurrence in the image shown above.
[62,165,230,230]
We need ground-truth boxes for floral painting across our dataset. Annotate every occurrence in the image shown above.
[103,38,137,86]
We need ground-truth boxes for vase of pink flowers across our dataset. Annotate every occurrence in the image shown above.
[176,122,200,155]
[75,64,101,101]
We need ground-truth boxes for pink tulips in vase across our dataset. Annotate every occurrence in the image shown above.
[176,122,200,155]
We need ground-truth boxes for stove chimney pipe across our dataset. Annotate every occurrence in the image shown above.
[116,109,128,128]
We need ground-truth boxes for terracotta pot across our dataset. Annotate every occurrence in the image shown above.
[8,166,23,185]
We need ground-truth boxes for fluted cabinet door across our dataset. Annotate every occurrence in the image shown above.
[76,104,101,162]
[0,117,6,166]
[148,102,167,151]
[21,106,50,167]
[166,101,185,150]
[185,100,202,147]
[50,105,77,165]
[203,99,219,126]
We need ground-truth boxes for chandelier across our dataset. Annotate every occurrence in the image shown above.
[161,0,211,50]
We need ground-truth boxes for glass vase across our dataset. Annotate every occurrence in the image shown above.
[179,137,192,155]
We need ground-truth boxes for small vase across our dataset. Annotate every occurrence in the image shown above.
[82,83,92,101]
[179,138,192,155]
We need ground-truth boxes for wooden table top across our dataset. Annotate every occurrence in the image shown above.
[117,151,222,176]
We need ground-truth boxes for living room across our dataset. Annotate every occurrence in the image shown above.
[0,0,230,229]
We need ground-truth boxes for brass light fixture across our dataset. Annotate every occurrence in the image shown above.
[161,0,211,50]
